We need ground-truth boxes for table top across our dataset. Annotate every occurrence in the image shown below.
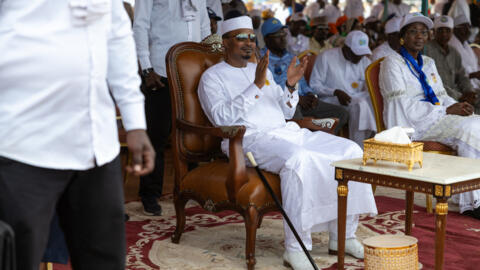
[332,152,480,185]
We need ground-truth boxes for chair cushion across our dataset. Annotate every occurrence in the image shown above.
[181,160,281,209]
[418,140,456,154]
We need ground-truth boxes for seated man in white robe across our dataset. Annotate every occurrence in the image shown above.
[198,15,377,270]
[372,16,402,61]
[310,30,377,147]
[379,12,480,219]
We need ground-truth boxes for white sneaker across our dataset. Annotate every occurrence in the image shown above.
[328,238,364,259]
[283,250,317,270]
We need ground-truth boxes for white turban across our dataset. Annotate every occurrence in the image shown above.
[220,16,253,36]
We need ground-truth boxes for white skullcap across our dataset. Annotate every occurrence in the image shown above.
[345,30,372,56]
[454,14,470,27]
[434,15,453,29]
[220,16,253,36]
[400,12,433,31]
[385,16,402,34]
[291,12,308,23]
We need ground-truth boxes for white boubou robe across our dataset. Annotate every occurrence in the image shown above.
[310,47,377,146]
[198,61,377,251]
[371,42,397,62]
[449,35,480,89]
[379,53,480,213]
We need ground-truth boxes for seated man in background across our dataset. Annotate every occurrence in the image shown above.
[261,17,348,134]
[310,31,377,146]
[309,16,333,55]
[424,15,479,113]
[449,14,480,89]
[287,12,310,55]
[198,15,377,270]
[371,16,402,61]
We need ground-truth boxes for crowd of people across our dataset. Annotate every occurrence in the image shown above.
[1,0,480,270]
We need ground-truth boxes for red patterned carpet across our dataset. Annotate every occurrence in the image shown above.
[53,195,480,270]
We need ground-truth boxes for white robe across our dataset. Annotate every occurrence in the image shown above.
[310,48,377,146]
[198,61,377,251]
[371,42,397,62]
[379,1,411,18]
[344,0,364,19]
[286,30,310,56]
[320,4,342,24]
[379,53,480,213]
[449,35,480,88]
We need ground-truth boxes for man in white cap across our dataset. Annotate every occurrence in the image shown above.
[425,15,479,113]
[372,16,403,61]
[198,15,377,270]
[133,0,210,216]
[310,30,377,147]
[249,9,265,49]
[287,12,310,55]
[304,0,325,19]
[449,14,480,89]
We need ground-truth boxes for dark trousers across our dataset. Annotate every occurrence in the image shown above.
[0,156,125,270]
[139,76,171,199]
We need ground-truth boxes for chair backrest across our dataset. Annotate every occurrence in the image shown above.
[166,41,225,162]
[365,57,386,132]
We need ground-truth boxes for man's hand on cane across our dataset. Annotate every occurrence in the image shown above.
[126,130,156,176]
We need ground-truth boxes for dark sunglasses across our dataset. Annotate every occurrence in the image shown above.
[229,33,256,42]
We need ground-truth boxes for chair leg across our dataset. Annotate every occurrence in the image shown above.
[426,194,433,213]
[171,195,187,244]
[245,205,259,270]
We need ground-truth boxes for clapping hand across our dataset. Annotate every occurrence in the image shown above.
[286,55,308,89]
[254,50,269,89]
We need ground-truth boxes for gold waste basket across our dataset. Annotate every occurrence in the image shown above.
[363,235,418,270]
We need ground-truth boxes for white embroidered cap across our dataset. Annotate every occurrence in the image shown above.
[220,16,254,36]
[385,16,402,34]
[344,30,372,56]
[434,15,453,29]
[400,12,433,31]
[454,14,470,27]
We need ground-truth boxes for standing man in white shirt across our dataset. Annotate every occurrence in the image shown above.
[304,0,325,19]
[133,0,210,216]
[379,0,411,18]
[310,31,377,146]
[344,0,365,19]
[319,0,342,24]
[0,0,155,269]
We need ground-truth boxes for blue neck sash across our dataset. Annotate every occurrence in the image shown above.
[399,46,440,105]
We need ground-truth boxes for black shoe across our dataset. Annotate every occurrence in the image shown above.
[462,210,475,217]
[124,214,130,222]
[141,197,162,216]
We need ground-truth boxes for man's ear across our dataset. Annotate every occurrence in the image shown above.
[222,38,229,50]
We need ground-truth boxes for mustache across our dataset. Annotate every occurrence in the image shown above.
[241,45,254,50]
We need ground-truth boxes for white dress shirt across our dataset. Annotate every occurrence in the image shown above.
[0,0,146,170]
[304,2,322,19]
[380,1,411,18]
[371,42,397,61]
[319,4,342,24]
[344,0,364,19]
[133,0,211,77]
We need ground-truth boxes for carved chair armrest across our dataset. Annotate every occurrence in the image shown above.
[176,119,248,202]
[177,119,246,139]
[290,117,338,134]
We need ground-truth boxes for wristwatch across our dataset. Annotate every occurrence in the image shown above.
[285,80,296,91]
[142,68,154,77]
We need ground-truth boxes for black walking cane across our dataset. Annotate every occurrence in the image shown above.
[246,152,318,270]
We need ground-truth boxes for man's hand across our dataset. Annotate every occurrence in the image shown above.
[299,93,318,110]
[334,89,351,106]
[469,71,480,80]
[254,50,269,89]
[446,102,474,116]
[459,91,477,105]
[126,129,155,176]
[144,71,165,90]
[286,55,308,87]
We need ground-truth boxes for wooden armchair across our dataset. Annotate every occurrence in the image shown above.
[365,57,457,213]
[166,40,336,270]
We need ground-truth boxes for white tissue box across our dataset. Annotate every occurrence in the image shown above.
[363,138,424,171]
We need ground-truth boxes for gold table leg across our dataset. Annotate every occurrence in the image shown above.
[337,183,348,270]
[435,200,448,270]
